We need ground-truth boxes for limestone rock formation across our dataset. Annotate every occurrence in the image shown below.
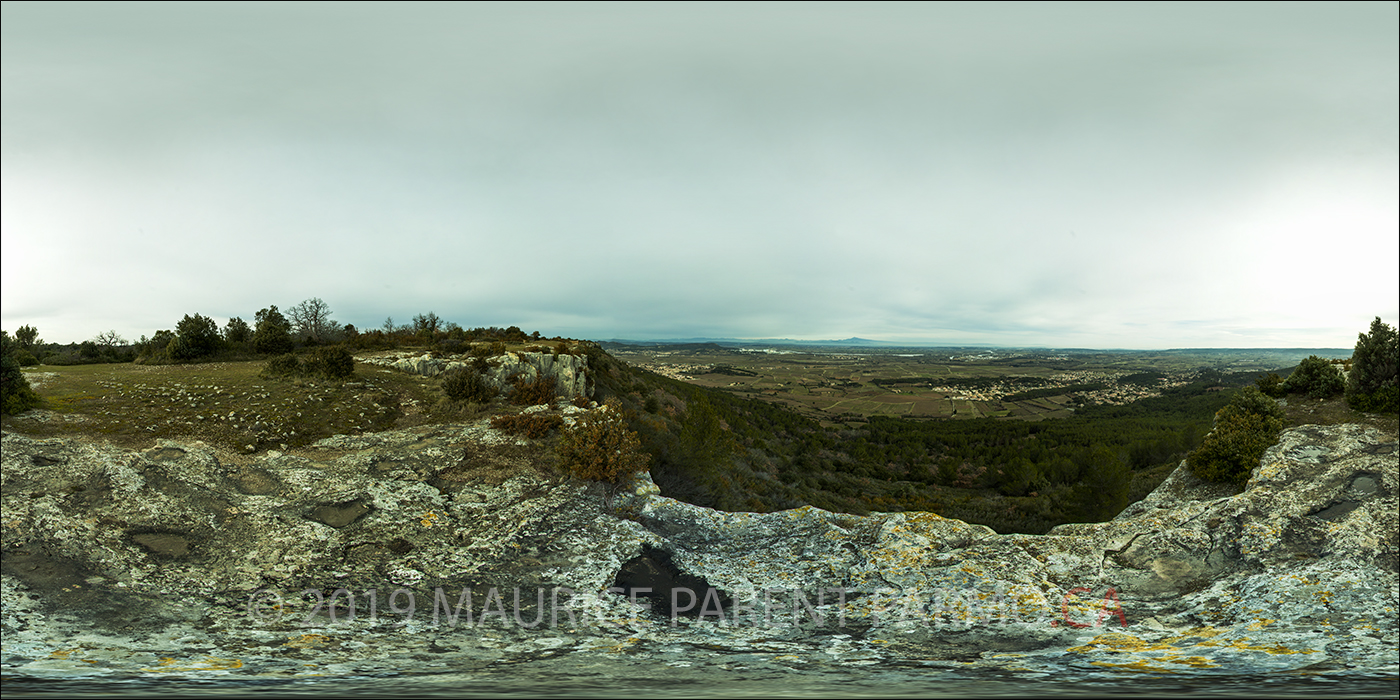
[1,421,1395,691]
[363,349,592,400]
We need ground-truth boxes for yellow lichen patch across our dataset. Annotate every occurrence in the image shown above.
[142,657,244,673]
[1089,660,1178,674]
[1247,618,1276,631]
[1165,655,1219,668]
[1068,633,1178,654]
[284,633,332,648]
[420,511,439,528]
[1223,640,1317,655]
[594,636,640,654]
[48,648,82,659]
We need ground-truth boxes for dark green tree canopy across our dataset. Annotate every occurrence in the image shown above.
[15,325,40,349]
[253,306,294,355]
[170,313,222,360]
[1347,317,1399,413]
[224,317,252,344]
[1,330,41,415]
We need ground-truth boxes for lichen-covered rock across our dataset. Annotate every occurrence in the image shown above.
[2,422,1395,690]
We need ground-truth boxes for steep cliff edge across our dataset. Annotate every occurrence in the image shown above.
[1,419,1395,684]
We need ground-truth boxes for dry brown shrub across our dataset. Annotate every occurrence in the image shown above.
[490,413,564,438]
[556,398,649,484]
[511,374,557,405]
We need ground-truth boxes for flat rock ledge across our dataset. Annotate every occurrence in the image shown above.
[1,422,1396,689]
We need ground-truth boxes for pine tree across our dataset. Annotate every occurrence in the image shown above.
[1347,317,1399,413]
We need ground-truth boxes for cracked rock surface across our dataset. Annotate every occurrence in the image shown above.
[2,422,1396,692]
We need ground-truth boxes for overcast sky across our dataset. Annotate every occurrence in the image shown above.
[3,2,1396,348]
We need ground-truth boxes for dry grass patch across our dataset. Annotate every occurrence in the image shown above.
[7,361,448,452]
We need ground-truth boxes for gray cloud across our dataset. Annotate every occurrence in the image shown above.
[3,2,1396,347]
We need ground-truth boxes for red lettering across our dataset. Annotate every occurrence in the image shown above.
[1097,587,1127,628]
[1060,587,1092,628]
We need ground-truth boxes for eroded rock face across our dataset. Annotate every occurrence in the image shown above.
[363,350,592,400]
[2,422,1396,688]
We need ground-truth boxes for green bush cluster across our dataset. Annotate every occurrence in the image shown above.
[1281,355,1345,399]
[1186,386,1284,485]
[259,346,355,380]
[556,398,650,484]
[1346,317,1398,414]
[442,367,499,403]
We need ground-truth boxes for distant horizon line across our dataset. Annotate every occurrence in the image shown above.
[599,337,1354,352]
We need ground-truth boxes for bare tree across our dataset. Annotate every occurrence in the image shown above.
[412,312,442,334]
[94,330,125,348]
[288,298,335,342]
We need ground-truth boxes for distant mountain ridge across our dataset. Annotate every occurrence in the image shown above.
[601,337,1352,353]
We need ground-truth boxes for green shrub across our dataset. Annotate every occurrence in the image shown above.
[490,413,565,438]
[442,367,498,403]
[261,353,302,378]
[1281,355,1344,399]
[305,345,355,379]
[1,332,42,415]
[1346,317,1399,414]
[1255,372,1285,398]
[511,374,557,406]
[1186,386,1284,485]
[556,398,650,484]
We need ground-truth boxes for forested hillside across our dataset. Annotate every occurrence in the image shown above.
[581,345,1250,534]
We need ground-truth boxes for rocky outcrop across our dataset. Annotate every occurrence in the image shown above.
[1,421,1396,691]
[362,350,592,400]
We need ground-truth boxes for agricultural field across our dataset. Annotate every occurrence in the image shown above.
[608,343,1342,425]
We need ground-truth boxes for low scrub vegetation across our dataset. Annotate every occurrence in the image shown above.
[490,413,564,438]
[259,347,356,381]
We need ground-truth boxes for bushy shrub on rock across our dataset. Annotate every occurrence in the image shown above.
[490,413,564,438]
[556,398,650,484]
[1187,386,1284,485]
[1282,355,1345,399]
[1347,317,1399,413]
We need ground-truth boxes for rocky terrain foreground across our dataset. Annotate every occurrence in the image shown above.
[1,416,1396,692]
